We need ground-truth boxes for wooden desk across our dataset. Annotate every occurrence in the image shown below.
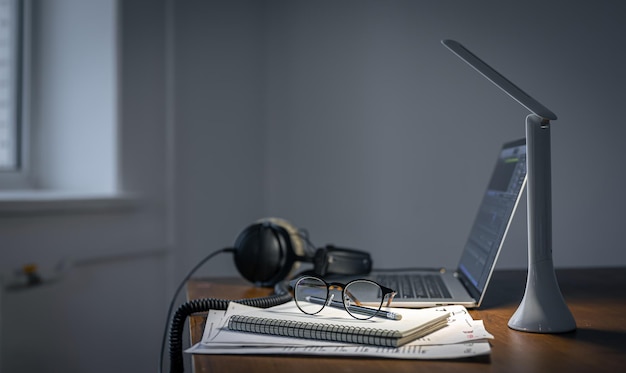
[187,268,626,373]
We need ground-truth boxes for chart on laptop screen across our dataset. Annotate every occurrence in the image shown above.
[458,142,527,293]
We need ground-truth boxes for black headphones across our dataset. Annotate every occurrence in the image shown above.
[232,218,372,287]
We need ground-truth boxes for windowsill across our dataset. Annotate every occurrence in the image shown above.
[0,190,137,215]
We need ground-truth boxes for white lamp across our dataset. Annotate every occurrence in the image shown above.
[442,39,576,333]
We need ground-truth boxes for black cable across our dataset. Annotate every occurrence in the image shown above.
[159,247,233,373]
[168,282,292,373]
[159,247,293,373]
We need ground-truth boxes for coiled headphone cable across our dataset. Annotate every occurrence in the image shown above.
[159,248,293,373]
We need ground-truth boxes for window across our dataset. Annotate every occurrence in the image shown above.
[0,0,120,198]
[0,0,21,172]
[1,0,124,209]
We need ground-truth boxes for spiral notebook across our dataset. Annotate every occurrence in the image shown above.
[223,301,450,348]
[188,301,494,359]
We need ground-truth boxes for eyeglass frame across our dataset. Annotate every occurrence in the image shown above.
[290,275,398,320]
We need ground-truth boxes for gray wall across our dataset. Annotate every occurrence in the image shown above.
[176,0,626,277]
[174,0,268,280]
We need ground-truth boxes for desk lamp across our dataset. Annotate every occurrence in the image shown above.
[442,40,576,333]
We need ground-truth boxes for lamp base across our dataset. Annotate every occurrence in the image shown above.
[508,259,576,333]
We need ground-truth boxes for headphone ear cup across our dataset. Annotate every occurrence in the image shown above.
[233,221,297,287]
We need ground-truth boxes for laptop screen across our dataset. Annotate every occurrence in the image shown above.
[456,138,527,300]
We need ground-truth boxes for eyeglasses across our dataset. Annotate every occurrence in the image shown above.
[291,275,400,320]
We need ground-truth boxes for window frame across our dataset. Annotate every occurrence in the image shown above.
[0,0,126,213]
[0,0,31,189]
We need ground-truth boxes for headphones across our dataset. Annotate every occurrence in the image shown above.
[232,218,372,287]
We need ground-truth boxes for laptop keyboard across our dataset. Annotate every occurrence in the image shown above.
[375,274,452,299]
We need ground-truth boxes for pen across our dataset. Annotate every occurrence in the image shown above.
[305,296,402,320]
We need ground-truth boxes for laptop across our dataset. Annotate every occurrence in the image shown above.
[330,138,527,308]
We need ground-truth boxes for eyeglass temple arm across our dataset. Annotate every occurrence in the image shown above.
[305,296,402,320]
[382,287,397,307]
[327,283,363,307]
[332,283,396,307]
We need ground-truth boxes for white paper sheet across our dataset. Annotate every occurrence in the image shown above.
[186,301,493,359]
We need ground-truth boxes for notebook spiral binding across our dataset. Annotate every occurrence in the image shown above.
[228,315,401,347]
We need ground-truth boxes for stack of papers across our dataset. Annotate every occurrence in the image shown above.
[187,301,493,359]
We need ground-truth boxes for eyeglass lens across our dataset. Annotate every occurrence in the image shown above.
[294,276,386,320]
